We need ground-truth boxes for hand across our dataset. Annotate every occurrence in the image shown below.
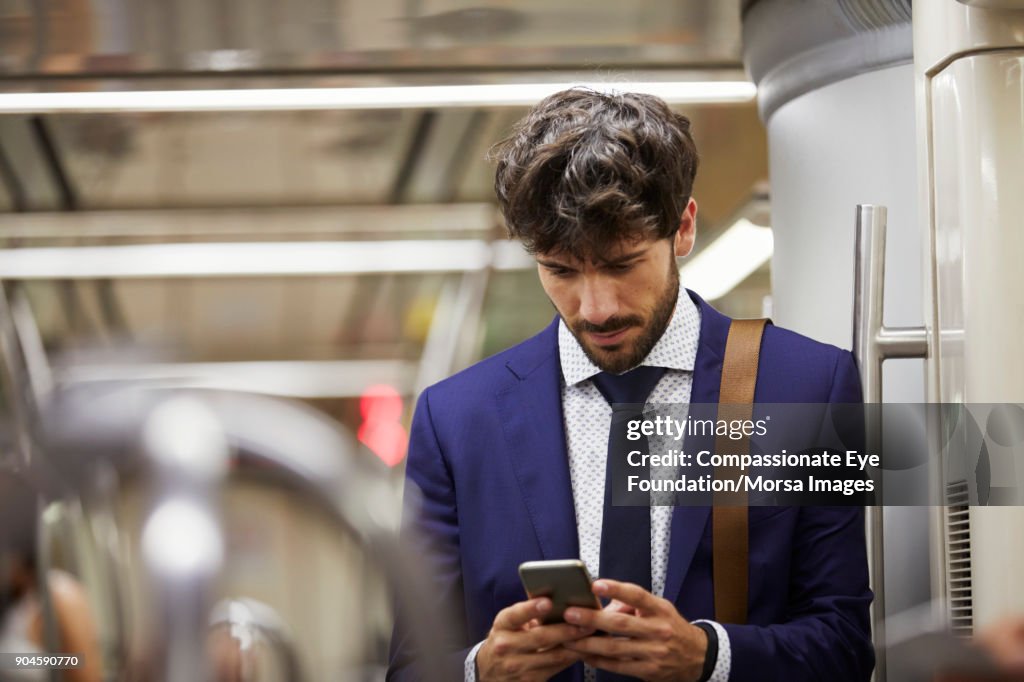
[562,579,708,682]
[477,597,594,681]
[936,617,1024,682]
[975,617,1024,679]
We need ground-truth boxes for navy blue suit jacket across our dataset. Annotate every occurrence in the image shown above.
[388,290,874,681]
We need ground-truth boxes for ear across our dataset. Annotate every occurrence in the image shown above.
[674,198,698,258]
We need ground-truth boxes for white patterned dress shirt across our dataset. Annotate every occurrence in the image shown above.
[466,286,730,681]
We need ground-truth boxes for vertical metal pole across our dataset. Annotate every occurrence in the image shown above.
[847,202,929,679]
[852,203,929,681]
[853,204,888,682]
[853,205,886,403]
[414,250,492,396]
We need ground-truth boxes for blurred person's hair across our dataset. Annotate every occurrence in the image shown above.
[490,87,699,259]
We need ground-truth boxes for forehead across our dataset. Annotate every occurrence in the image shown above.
[538,236,662,265]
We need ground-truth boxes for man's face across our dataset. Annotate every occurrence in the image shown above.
[537,235,682,375]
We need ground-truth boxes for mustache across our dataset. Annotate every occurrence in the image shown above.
[577,316,644,334]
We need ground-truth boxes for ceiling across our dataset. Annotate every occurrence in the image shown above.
[0,1,742,77]
[0,1,769,408]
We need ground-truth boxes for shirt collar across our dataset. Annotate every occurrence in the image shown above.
[557,286,701,386]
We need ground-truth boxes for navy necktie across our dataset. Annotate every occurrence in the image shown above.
[591,366,666,593]
[591,366,665,682]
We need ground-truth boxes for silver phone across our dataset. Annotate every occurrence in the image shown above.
[518,559,602,624]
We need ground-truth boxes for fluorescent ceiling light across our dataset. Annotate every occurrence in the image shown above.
[0,81,756,113]
[59,359,417,399]
[0,239,534,279]
[680,218,773,301]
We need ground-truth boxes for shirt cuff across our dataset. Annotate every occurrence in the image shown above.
[464,640,486,681]
[693,619,731,682]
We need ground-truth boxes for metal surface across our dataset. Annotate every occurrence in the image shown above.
[1,277,448,679]
[0,283,54,468]
[742,0,911,121]
[0,282,62,682]
[209,598,306,682]
[0,203,498,241]
[139,397,228,682]
[852,204,929,682]
[0,1,742,79]
[415,265,491,394]
[8,284,54,403]
[0,6,767,373]
[956,0,1024,8]
[915,0,1024,76]
[38,382,450,681]
[852,205,928,402]
[918,0,1024,630]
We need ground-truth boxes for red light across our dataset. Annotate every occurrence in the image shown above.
[358,384,407,466]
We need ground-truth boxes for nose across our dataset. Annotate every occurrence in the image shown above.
[578,275,619,327]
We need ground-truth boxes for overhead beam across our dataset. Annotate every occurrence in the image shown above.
[0,203,500,240]
[0,239,534,279]
[55,359,419,399]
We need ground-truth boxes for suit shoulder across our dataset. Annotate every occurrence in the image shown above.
[756,323,858,401]
[422,323,555,401]
[762,323,851,364]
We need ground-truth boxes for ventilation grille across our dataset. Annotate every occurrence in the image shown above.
[837,0,912,32]
[945,480,974,635]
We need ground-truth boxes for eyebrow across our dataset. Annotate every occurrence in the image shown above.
[536,257,572,269]
[598,250,646,266]
[537,247,648,270]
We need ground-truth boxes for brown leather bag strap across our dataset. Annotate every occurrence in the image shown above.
[712,318,768,625]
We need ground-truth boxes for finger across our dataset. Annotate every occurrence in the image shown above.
[488,622,593,658]
[521,622,595,651]
[520,647,582,674]
[604,599,636,615]
[494,598,552,631]
[563,604,664,638]
[564,634,662,659]
[494,646,581,676]
[580,654,650,678]
[532,651,585,679]
[592,579,666,614]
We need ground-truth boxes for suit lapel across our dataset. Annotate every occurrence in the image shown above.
[664,291,732,605]
[496,318,579,561]
[494,295,738,601]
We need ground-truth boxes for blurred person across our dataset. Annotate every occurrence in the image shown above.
[936,617,1024,682]
[388,88,873,681]
[0,471,102,682]
[975,617,1024,679]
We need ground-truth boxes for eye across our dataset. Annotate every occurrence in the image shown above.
[545,265,575,278]
[605,262,635,274]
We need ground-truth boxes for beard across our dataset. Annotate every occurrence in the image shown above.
[566,263,680,374]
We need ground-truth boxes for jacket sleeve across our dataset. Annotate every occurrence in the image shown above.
[387,388,475,681]
[722,350,875,681]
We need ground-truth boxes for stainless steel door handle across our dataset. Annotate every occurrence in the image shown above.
[853,204,928,402]
[852,204,929,682]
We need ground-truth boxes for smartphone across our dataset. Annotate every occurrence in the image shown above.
[518,559,602,625]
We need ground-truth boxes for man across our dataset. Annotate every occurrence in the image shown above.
[388,88,873,681]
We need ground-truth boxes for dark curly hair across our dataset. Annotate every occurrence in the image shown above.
[490,87,699,259]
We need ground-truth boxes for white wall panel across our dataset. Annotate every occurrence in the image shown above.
[765,64,930,623]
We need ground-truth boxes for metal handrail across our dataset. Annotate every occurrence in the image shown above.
[40,383,451,682]
[852,204,929,682]
[209,598,306,682]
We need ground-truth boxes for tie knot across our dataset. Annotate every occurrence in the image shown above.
[591,366,666,407]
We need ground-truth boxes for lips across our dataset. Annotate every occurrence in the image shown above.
[588,327,630,347]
